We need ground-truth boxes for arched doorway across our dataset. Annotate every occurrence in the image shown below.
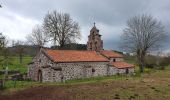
[37,70,42,82]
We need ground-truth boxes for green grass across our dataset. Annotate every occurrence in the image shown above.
[0,56,33,74]
[2,74,139,89]
[64,73,143,84]
[124,56,137,64]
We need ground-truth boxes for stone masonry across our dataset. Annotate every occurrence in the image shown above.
[87,23,103,51]
[28,50,109,82]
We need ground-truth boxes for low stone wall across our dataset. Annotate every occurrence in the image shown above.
[117,68,134,74]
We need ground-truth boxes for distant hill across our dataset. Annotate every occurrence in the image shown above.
[51,43,87,50]
[8,45,40,57]
[7,44,87,57]
[112,50,123,54]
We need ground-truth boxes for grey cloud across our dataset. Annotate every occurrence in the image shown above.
[1,0,170,52]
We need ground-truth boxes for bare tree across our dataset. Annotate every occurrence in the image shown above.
[0,33,8,54]
[43,11,80,48]
[121,14,167,72]
[0,33,5,50]
[0,34,10,87]
[26,25,48,47]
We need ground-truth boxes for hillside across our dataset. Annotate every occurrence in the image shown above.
[7,43,87,57]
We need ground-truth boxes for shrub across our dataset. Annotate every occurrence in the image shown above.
[160,56,170,67]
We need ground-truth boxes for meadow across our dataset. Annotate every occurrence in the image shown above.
[0,56,32,74]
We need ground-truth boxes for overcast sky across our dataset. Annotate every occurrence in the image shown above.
[0,0,170,52]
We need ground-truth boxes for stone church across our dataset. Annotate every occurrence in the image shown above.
[28,24,134,82]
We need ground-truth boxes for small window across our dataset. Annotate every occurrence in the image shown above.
[113,59,116,62]
[54,67,62,71]
[92,68,95,72]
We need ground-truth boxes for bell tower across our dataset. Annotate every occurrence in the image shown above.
[87,23,103,51]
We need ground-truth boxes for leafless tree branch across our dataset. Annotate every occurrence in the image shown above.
[26,25,49,47]
[43,11,81,48]
[121,14,167,72]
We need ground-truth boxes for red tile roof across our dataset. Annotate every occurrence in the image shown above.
[44,49,109,63]
[110,61,134,69]
[100,50,123,58]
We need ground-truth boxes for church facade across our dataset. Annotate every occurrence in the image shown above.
[28,25,134,82]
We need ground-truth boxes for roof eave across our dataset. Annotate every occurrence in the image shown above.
[117,66,134,69]
[54,60,109,63]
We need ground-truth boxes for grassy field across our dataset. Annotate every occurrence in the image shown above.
[0,56,32,74]
[0,66,170,100]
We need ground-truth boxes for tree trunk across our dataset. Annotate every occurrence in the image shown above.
[53,35,57,47]
[60,43,64,49]
[139,62,144,73]
[59,39,65,49]
[137,50,145,73]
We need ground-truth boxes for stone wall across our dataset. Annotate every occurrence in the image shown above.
[28,50,109,82]
[87,26,103,51]
[27,50,54,81]
[108,66,117,75]
[27,63,35,79]
[110,58,123,62]
[128,68,135,73]
[42,62,109,82]
[117,68,134,74]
